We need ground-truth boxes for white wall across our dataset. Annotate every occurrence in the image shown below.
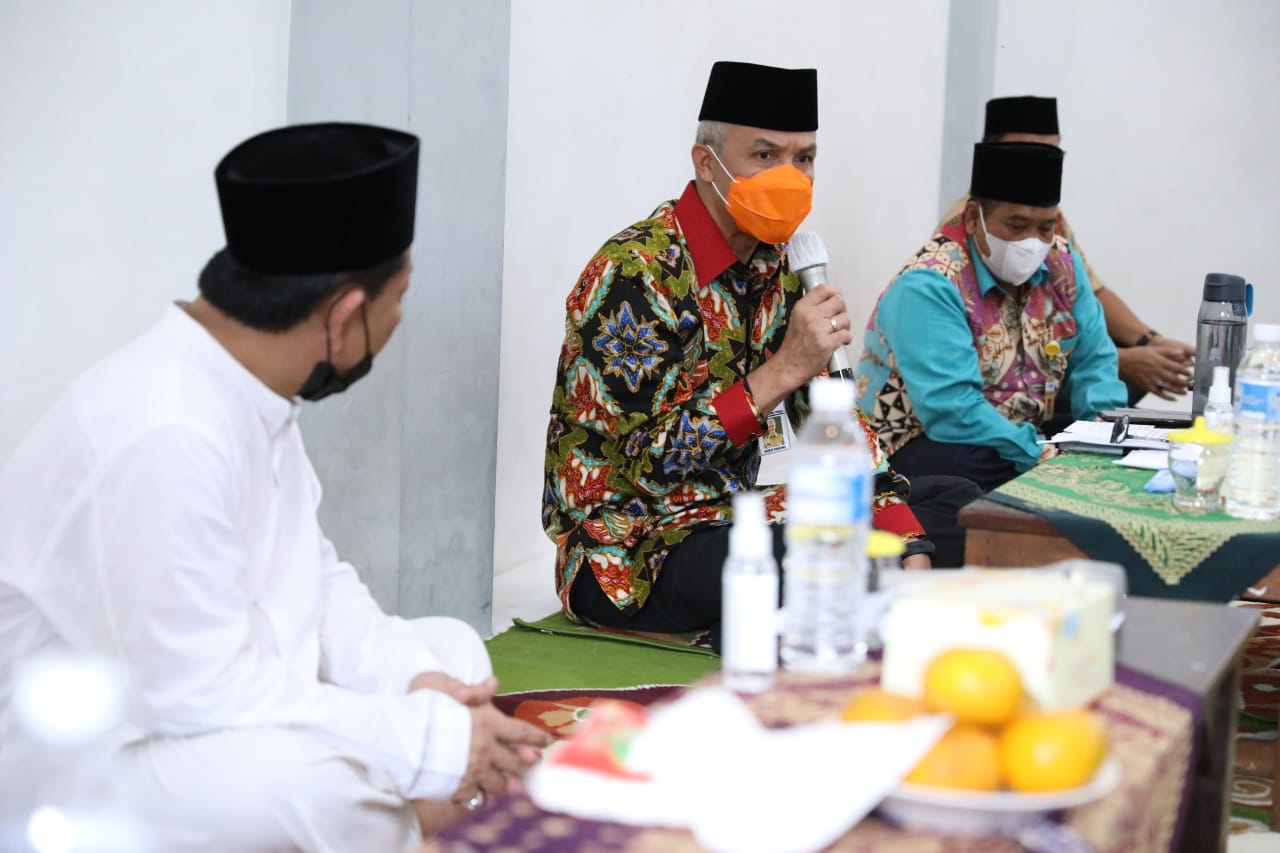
[0,0,291,459]
[10,0,1273,591]
[992,0,1280,340]
[494,0,953,574]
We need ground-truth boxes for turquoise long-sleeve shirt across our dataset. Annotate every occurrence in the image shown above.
[863,237,1126,471]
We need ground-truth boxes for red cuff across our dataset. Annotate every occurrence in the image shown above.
[712,381,763,447]
[873,501,925,539]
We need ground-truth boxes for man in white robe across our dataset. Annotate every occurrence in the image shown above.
[0,123,549,851]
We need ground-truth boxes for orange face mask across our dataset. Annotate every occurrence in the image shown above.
[707,146,813,245]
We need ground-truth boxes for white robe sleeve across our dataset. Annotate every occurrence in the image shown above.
[315,537,455,695]
[89,424,470,801]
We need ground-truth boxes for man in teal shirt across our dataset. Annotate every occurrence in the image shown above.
[939,96,1195,406]
[855,142,1126,491]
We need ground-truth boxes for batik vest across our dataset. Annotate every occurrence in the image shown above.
[859,216,1080,456]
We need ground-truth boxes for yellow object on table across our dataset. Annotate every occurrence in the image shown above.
[1166,415,1232,512]
[999,709,1109,793]
[922,648,1024,726]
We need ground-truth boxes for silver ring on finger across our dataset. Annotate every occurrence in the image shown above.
[829,316,840,333]
[464,789,486,811]
[1155,380,1165,390]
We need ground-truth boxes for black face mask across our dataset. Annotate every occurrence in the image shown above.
[297,304,374,402]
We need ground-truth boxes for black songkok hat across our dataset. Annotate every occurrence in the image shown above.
[970,142,1064,207]
[698,61,818,132]
[215,122,419,275]
[984,96,1059,139]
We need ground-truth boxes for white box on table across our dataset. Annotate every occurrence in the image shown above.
[879,570,1114,711]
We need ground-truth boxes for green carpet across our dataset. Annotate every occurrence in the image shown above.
[486,612,721,694]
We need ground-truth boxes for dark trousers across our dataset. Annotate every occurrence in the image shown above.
[890,436,1021,494]
[569,474,982,648]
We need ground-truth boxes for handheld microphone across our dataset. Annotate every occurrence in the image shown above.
[787,231,853,379]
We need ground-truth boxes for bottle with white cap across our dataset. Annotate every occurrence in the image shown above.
[781,378,872,673]
[1203,365,1235,435]
[1225,323,1280,519]
[721,490,779,693]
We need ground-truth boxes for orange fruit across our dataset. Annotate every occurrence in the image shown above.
[840,688,923,723]
[922,648,1024,727]
[905,724,1001,790]
[998,709,1108,792]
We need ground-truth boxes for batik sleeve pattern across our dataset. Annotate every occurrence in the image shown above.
[857,406,926,540]
[543,205,794,613]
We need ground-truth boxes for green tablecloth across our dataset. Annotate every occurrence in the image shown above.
[988,453,1280,600]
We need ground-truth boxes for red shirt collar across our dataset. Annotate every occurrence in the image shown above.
[674,181,737,285]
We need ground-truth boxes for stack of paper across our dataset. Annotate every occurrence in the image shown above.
[1113,449,1170,470]
[1044,420,1169,455]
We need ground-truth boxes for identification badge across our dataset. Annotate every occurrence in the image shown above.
[758,404,792,456]
[1044,379,1059,414]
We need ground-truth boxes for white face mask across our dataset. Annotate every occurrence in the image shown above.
[977,205,1052,285]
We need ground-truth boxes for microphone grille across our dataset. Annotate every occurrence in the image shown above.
[787,231,828,273]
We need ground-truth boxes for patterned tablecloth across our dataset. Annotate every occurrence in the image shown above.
[426,662,1197,853]
[989,454,1280,600]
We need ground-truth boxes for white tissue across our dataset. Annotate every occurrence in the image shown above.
[528,688,951,853]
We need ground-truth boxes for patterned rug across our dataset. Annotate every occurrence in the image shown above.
[490,605,1280,839]
[493,685,681,738]
[1231,601,1280,836]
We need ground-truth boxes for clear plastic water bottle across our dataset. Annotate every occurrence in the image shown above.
[1224,323,1280,520]
[781,378,872,673]
[721,491,779,694]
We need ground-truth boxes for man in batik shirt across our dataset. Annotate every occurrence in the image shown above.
[856,142,1127,492]
[543,61,979,645]
[939,96,1194,406]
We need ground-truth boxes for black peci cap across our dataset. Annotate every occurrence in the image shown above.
[970,142,1064,207]
[984,96,1059,139]
[215,122,419,275]
[698,61,818,132]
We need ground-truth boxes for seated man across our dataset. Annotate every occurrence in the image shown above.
[856,141,1128,492]
[0,123,549,850]
[941,96,1194,406]
[543,61,982,646]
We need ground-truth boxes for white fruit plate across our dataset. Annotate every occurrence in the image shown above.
[878,757,1122,835]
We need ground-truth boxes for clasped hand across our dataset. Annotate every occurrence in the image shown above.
[407,672,552,808]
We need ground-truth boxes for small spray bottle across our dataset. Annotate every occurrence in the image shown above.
[1204,365,1235,435]
[721,491,779,693]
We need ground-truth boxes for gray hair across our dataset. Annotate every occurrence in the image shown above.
[695,120,728,153]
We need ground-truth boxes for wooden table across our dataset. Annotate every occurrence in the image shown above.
[1117,598,1259,849]
[960,499,1277,836]
[429,598,1257,853]
[959,496,1280,603]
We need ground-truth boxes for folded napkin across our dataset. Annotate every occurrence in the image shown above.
[1144,469,1176,493]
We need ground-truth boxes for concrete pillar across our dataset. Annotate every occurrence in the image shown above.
[287,0,510,633]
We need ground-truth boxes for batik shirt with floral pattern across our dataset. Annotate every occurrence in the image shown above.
[543,183,926,616]
[854,215,1124,471]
